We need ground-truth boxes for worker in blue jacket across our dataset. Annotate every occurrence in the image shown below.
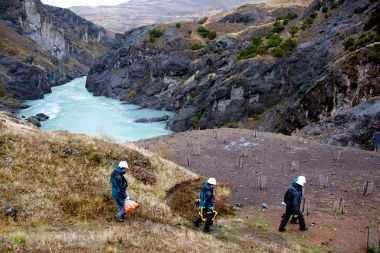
[110,161,129,222]
[193,178,218,232]
[279,176,307,232]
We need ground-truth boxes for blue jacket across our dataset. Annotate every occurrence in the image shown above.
[199,183,215,211]
[110,166,128,200]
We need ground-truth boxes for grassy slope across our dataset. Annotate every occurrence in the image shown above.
[0,113,319,252]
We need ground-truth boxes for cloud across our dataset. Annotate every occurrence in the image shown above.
[41,0,129,8]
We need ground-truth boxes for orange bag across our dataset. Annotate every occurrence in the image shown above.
[124,200,139,213]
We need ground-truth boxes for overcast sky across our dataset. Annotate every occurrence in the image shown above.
[41,0,129,8]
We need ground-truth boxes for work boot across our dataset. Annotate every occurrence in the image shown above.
[278,228,286,232]
[204,226,213,233]
[115,215,124,223]
[193,218,201,227]
[300,227,308,231]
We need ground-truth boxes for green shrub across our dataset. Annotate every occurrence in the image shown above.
[191,43,204,51]
[280,38,298,51]
[197,26,217,40]
[305,17,314,25]
[237,36,267,60]
[272,47,284,57]
[267,34,283,47]
[344,38,355,50]
[176,23,181,28]
[192,112,202,129]
[289,26,300,37]
[276,12,298,21]
[127,89,137,99]
[11,232,26,245]
[272,21,284,33]
[197,17,208,25]
[310,13,318,19]
[252,36,262,46]
[356,33,380,48]
[148,29,163,42]
[322,6,328,13]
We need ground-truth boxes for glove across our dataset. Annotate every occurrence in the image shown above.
[293,215,298,218]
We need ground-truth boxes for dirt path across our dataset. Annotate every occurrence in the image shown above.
[137,128,380,253]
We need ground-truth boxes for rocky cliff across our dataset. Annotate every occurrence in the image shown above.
[0,0,113,107]
[86,0,380,149]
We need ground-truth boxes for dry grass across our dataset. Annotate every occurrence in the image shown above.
[0,113,309,252]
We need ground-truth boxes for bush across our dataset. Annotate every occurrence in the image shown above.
[344,38,355,50]
[11,232,26,245]
[252,36,262,46]
[289,26,300,37]
[276,12,298,21]
[272,47,284,57]
[322,6,328,13]
[267,34,283,47]
[197,26,217,40]
[280,38,298,51]
[356,33,380,48]
[197,17,208,25]
[191,44,204,51]
[176,23,181,28]
[305,17,314,25]
[310,13,318,19]
[272,21,284,33]
[148,29,163,42]
[364,7,380,33]
[127,89,137,99]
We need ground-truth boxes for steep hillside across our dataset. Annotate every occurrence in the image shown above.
[70,0,270,33]
[0,0,114,108]
[86,0,380,150]
[0,112,322,252]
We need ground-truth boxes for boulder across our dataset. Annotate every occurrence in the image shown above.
[35,113,49,121]
[27,116,41,127]
[134,115,170,123]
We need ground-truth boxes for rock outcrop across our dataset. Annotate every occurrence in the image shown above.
[0,0,113,109]
[86,0,380,149]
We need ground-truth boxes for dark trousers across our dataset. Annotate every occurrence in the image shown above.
[279,208,306,231]
[194,209,216,231]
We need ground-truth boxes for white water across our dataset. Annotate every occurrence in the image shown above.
[17,77,173,142]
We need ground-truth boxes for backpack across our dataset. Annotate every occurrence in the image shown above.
[283,188,291,204]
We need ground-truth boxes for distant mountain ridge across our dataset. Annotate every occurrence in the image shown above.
[70,0,264,33]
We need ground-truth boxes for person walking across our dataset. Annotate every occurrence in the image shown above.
[279,176,307,232]
[193,178,218,233]
[110,161,129,222]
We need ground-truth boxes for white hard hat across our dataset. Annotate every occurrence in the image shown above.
[296,176,306,186]
[118,161,129,169]
[207,178,217,185]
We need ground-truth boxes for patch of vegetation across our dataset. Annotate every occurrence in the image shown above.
[249,217,269,231]
[175,22,181,28]
[237,36,267,60]
[369,51,380,63]
[344,38,355,50]
[217,121,240,128]
[267,34,283,48]
[290,26,300,37]
[187,30,192,35]
[148,29,163,42]
[276,12,298,22]
[197,17,208,25]
[272,21,284,33]
[310,12,318,19]
[11,231,26,245]
[345,33,380,51]
[300,245,323,253]
[192,111,202,129]
[364,7,380,35]
[272,47,284,57]
[197,26,217,40]
[322,6,329,13]
[127,89,137,99]
[191,43,204,51]
[280,38,298,51]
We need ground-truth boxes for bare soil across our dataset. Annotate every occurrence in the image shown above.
[137,128,380,253]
